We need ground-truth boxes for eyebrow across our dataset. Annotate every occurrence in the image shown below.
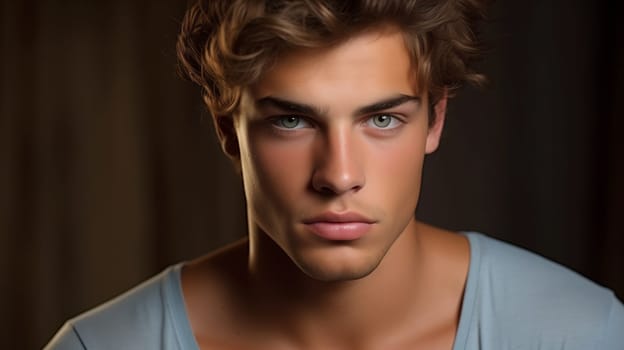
[256,96,324,116]
[255,94,421,117]
[356,94,421,115]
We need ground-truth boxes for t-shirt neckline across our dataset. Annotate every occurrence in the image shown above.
[165,232,483,350]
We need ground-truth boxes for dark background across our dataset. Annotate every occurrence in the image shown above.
[1,1,622,348]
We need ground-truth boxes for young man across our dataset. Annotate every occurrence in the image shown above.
[47,0,624,349]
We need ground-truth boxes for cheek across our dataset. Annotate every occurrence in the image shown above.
[245,134,313,208]
[370,132,427,207]
[382,151,424,188]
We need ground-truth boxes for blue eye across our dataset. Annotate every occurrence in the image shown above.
[367,114,400,129]
[273,116,310,129]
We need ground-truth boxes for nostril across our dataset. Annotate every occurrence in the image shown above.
[319,186,337,196]
[311,177,364,196]
[311,180,338,195]
[311,181,337,196]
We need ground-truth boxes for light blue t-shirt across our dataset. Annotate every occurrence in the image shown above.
[46,233,624,349]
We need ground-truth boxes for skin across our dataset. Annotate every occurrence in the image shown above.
[182,28,470,349]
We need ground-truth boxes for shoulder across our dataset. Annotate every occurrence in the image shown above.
[44,264,195,350]
[460,233,624,349]
[467,232,609,297]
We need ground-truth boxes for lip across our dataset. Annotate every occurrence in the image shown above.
[303,212,375,241]
[303,212,376,224]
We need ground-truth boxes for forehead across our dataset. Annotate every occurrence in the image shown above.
[249,29,420,109]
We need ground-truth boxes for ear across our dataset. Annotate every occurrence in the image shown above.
[425,90,448,154]
[214,115,240,159]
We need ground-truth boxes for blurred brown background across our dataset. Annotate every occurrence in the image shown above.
[1,0,622,348]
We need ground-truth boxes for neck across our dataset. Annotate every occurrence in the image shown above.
[246,219,454,348]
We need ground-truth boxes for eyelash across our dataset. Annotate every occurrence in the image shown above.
[364,114,403,129]
[270,114,405,131]
[271,115,312,130]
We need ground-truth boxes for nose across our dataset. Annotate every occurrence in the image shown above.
[311,128,365,195]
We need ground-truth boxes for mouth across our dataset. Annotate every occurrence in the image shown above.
[303,212,376,241]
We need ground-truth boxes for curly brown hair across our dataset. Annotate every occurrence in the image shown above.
[177,0,488,121]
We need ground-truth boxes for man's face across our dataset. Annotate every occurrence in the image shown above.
[232,29,444,282]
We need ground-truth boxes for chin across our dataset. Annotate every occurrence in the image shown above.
[290,248,385,282]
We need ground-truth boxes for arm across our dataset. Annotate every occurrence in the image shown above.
[597,294,624,349]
